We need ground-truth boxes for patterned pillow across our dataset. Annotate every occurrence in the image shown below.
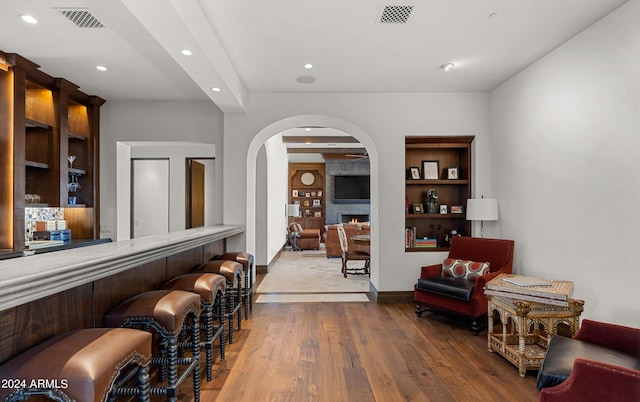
[441,258,490,281]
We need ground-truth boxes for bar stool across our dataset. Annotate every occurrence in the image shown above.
[163,273,226,381]
[195,260,243,344]
[0,328,152,402]
[213,252,255,319]
[105,290,201,402]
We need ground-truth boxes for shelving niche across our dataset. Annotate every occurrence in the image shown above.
[405,136,473,252]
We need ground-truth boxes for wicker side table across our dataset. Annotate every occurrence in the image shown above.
[487,295,584,377]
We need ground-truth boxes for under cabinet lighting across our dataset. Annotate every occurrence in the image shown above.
[181,49,192,56]
[96,65,107,71]
[304,63,313,69]
[20,14,38,24]
[211,87,221,92]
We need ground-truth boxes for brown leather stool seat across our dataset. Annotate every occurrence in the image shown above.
[213,252,255,319]
[105,290,201,402]
[0,328,152,402]
[163,273,226,381]
[195,260,243,344]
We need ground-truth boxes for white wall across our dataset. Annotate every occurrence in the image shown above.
[490,0,640,327]
[100,100,224,239]
[264,134,289,264]
[223,93,490,293]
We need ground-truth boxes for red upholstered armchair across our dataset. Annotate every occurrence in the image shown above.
[414,236,514,335]
[538,319,640,402]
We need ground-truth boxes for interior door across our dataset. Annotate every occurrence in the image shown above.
[131,158,169,238]
[187,160,205,228]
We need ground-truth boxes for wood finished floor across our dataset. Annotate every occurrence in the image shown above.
[175,281,541,402]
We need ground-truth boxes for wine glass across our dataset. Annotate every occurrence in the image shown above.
[67,155,76,169]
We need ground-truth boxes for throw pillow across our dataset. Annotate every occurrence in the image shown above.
[441,258,490,281]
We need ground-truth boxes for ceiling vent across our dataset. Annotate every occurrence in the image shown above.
[55,8,105,28]
[379,5,414,24]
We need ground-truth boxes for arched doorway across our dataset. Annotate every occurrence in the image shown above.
[245,114,380,290]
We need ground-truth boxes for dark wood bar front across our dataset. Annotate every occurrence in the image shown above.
[0,225,244,365]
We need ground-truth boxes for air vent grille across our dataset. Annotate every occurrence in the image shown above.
[55,8,105,28]
[379,5,414,24]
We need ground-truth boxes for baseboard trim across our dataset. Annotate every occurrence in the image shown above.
[257,244,287,274]
[368,282,413,304]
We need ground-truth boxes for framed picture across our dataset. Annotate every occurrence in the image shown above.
[422,160,439,180]
[317,190,323,197]
[408,166,421,180]
[412,203,424,214]
[303,200,310,207]
[305,192,311,197]
[314,211,322,218]
[294,200,300,205]
[292,189,298,197]
[447,167,459,180]
[451,205,464,214]
[440,205,448,214]
[312,199,321,207]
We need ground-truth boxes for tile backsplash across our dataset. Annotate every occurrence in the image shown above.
[25,207,65,241]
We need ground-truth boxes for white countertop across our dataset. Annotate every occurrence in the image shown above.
[0,225,244,312]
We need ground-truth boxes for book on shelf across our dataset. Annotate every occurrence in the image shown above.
[405,226,416,248]
[415,238,437,248]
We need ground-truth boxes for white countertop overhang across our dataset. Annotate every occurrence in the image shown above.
[0,225,245,312]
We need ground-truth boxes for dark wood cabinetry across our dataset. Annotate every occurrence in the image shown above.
[288,163,326,236]
[405,136,473,251]
[0,51,104,250]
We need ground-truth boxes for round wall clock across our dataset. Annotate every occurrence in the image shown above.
[301,172,315,186]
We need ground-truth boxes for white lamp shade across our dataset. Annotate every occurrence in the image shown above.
[466,198,499,221]
[286,204,300,217]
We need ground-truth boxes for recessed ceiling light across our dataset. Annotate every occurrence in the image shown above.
[305,128,312,132]
[181,49,192,56]
[96,65,107,71]
[20,14,38,24]
[304,63,313,69]
[440,63,454,72]
[211,87,221,92]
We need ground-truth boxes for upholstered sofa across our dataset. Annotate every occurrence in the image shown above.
[288,222,321,250]
[324,224,370,257]
[537,319,640,402]
[414,236,514,335]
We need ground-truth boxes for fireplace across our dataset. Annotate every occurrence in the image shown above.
[340,214,369,224]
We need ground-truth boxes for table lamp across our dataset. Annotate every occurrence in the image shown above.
[286,203,300,223]
[466,197,498,237]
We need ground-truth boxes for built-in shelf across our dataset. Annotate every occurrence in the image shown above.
[24,119,52,129]
[406,214,466,219]
[68,168,86,175]
[25,161,49,169]
[68,132,87,141]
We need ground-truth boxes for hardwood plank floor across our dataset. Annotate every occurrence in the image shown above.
[186,294,541,402]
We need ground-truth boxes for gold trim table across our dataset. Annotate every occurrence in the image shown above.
[487,295,584,377]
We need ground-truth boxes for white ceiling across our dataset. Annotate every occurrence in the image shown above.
[0,0,630,113]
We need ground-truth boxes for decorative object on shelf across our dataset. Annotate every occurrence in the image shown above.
[440,205,448,214]
[286,203,300,223]
[314,211,322,217]
[426,188,439,214]
[312,199,321,207]
[303,200,310,207]
[409,166,421,180]
[412,203,424,213]
[433,224,442,247]
[447,167,459,180]
[317,190,322,197]
[311,191,317,197]
[67,155,76,168]
[466,196,499,237]
[421,160,439,180]
[68,197,77,205]
[298,191,305,196]
[304,209,312,217]
[451,205,464,214]
[68,173,81,192]
[292,189,298,197]
[301,172,315,186]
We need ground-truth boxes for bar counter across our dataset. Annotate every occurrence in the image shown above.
[0,224,244,364]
